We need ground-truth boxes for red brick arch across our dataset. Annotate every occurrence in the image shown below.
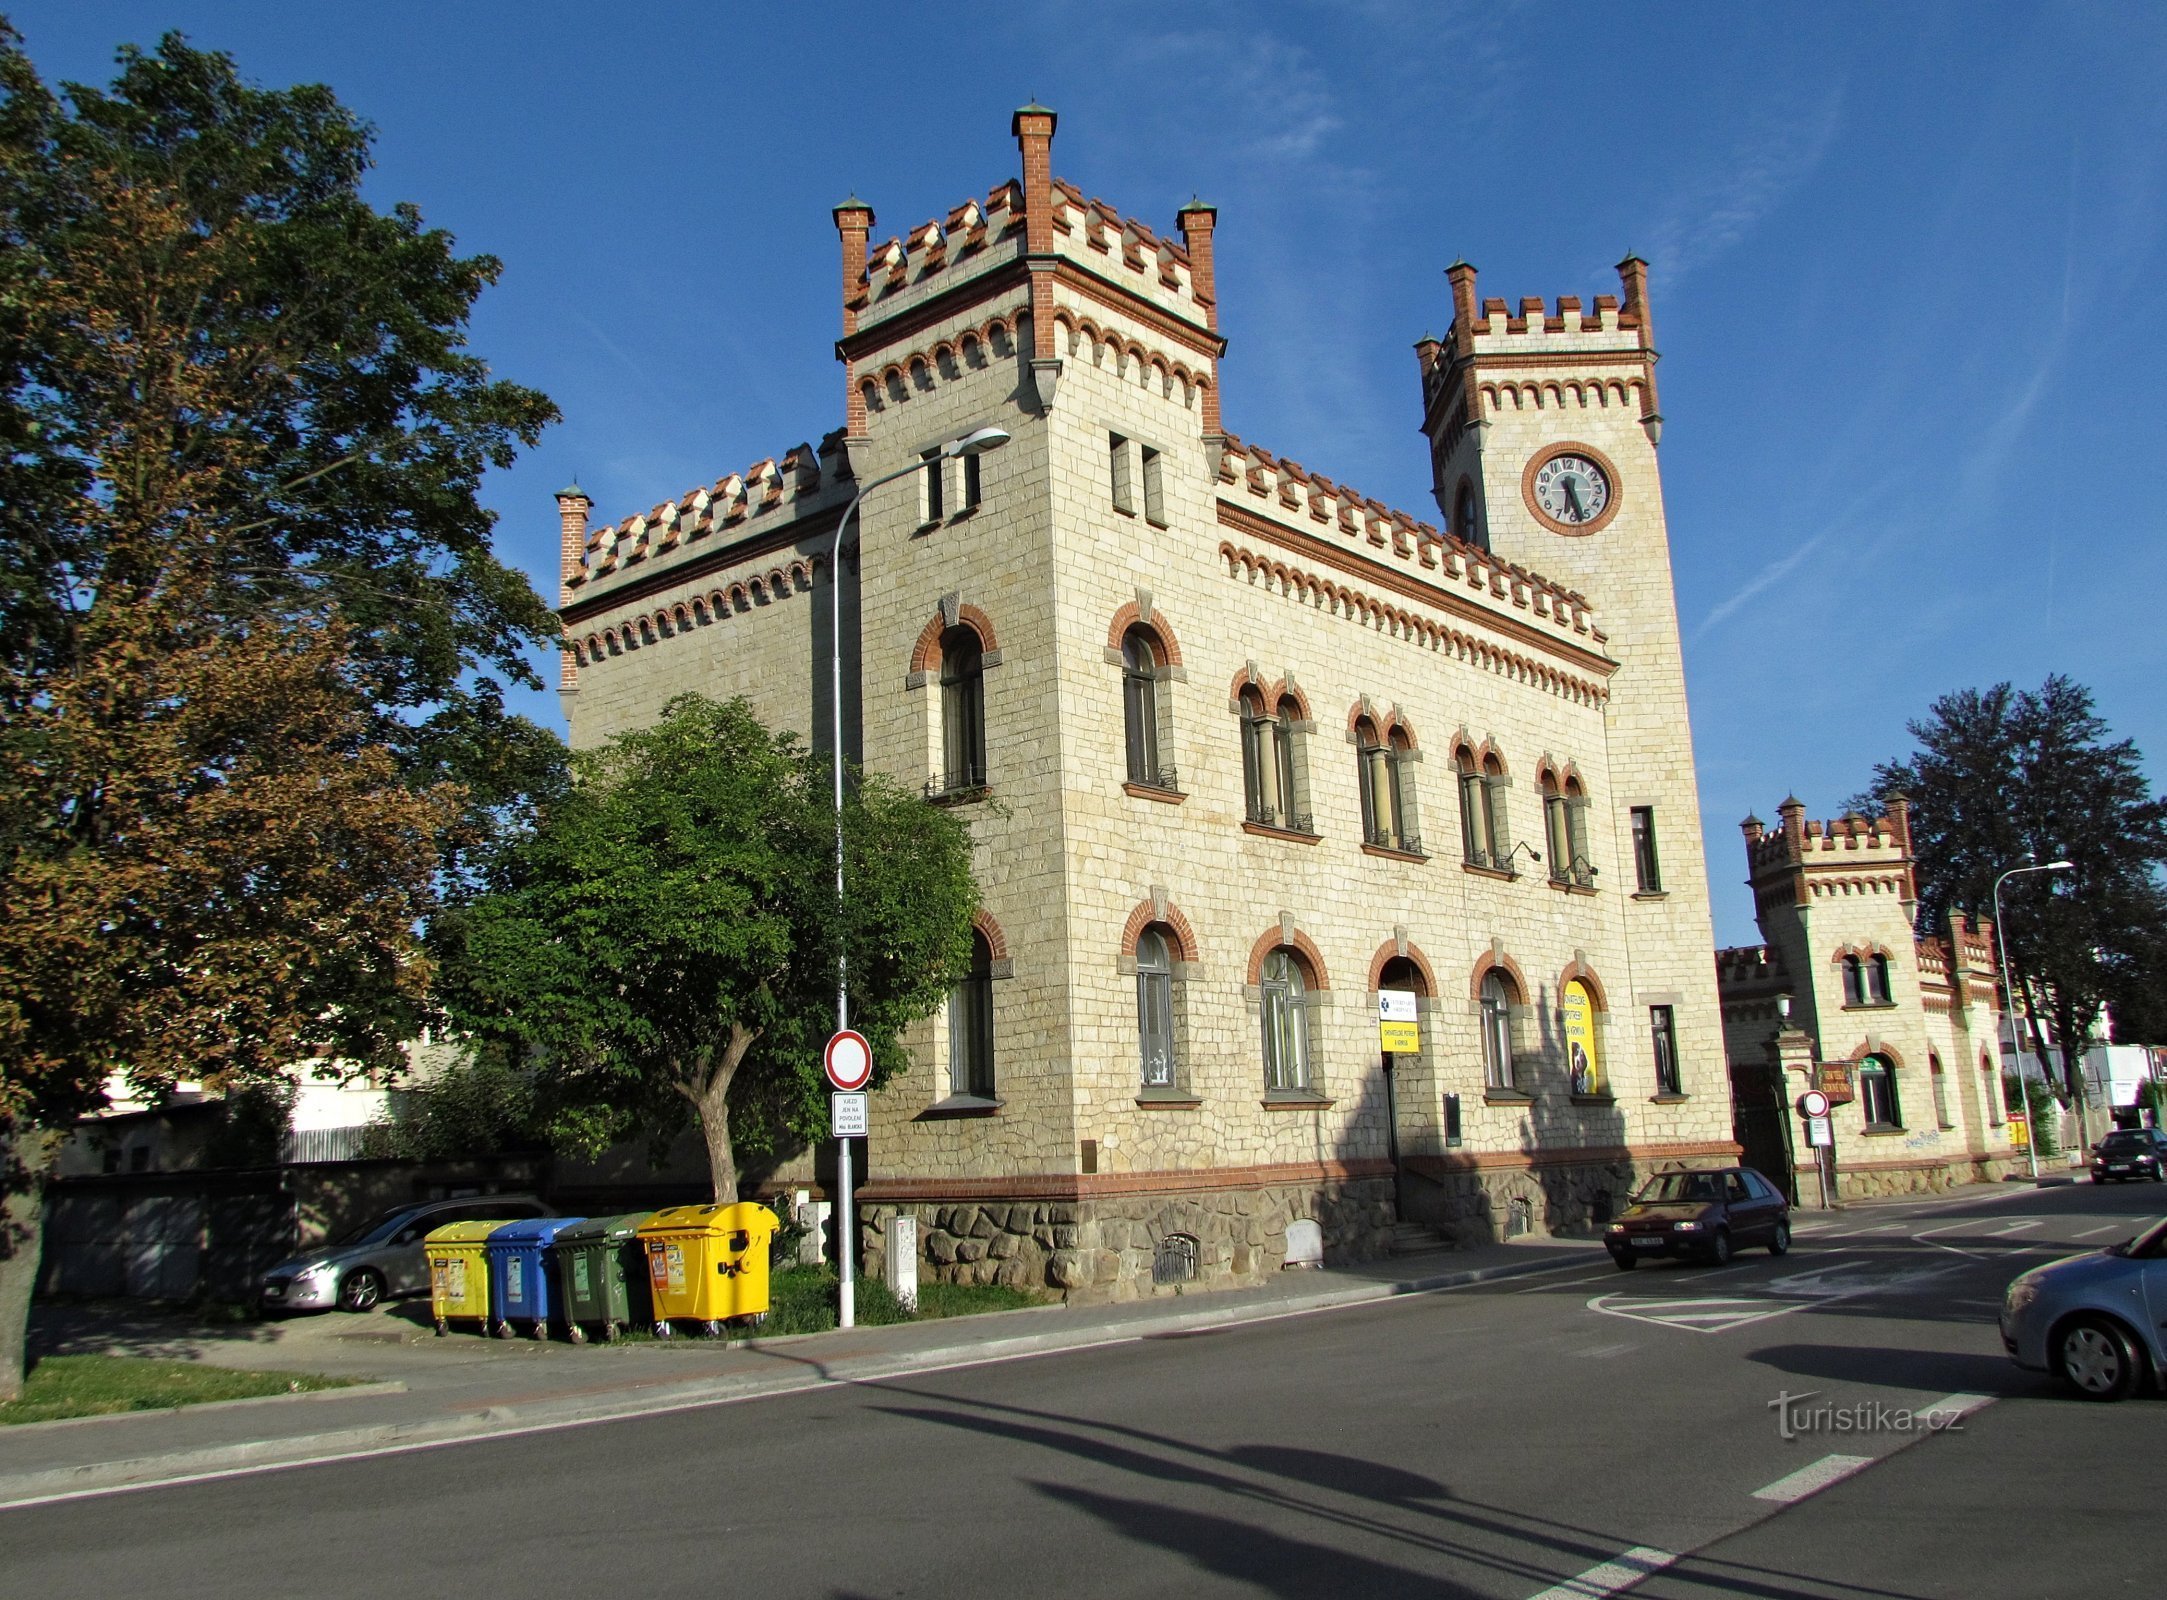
[1557,958,1609,1012]
[1246,926,1331,989]
[1368,939,1437,996]
[909,603,1000,674]
[1119,898,1200,963]
[969,909,1009,963]
[1106,603,1183,667]
[1470,948,1530,1003]
[1842,1038,1906,1070]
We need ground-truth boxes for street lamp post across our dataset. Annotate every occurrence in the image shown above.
[1992,858,2074,1181]
[827,425,1009,1329]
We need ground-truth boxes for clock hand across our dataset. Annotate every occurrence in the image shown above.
[1562,479,1585,521]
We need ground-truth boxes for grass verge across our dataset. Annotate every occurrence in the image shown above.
[0,1355,355,1425]
[758,1266,1042,1337]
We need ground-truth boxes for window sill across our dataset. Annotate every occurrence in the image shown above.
[926,784,993,808]
[1630,889,1668,901]
[1112,503,1137,519]
[1242,820,1321,845]
[1857,1123,1906,1137]
[917,1095,1003,1119]
[1135,1090,1201,1109]
[1840,1001,1897,1012]
[1123,781,1186,805]
[1482,1088,1534,1106]
[1545,878,1598,897]
[1649,1092,1691,1104]
[1360,841,1429,863]
[1569,1094,1617,1107]
[1936,1121,1955,1131]
[1261,1092,1334,1110]
[1461,862,1518,883]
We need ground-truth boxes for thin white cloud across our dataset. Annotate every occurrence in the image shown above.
[1694,532,1827,640]
[1647,88,1845,283]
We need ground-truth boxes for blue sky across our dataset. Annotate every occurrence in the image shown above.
[14,2,2165,946]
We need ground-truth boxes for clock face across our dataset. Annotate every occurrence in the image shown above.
[1531,453,1611,527]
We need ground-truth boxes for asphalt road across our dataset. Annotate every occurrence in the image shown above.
[3,1180,2158,1599]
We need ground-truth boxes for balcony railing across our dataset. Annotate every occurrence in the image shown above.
[1126,760,1181,794]
[925,766,989,802]
[1246,801,1315,834]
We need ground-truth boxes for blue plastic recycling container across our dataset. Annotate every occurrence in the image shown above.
[484,1216,586,1338]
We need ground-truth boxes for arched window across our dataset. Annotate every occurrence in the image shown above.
[1136,927,1177,1089]
[1455,479,1484,550]
[1858,1053,1901,1128]
[1122,627,1173,790]
[1387,728,1421,854]
[948,928,996,1099]
[1481,755,1510,869]
[1481,970,1516,1090]
[1930,1050,1952,1129]
[1240,688,1309,833]
[1542,774,1568,882]
[1867,953,1893,1005]
[1260,948,1313,1092]
[1563,779,1591,886]
[1358,720,1422,854]
[1456,751,1484,866]
[939,627,986,795]
[1841,955,1866,1007]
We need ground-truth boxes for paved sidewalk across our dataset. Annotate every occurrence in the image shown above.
[5,1235,1601,1506]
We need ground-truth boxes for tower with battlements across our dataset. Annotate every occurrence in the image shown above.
[556,109,1747,1300]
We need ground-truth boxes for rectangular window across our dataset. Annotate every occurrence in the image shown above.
[1141,445,1166,526]
[1544,794,1569,883]
[1442,1092,1462,1148]
[1631,807,1662,893]
[1109,433,1135,514]
[1650,1006,1682,1096]
[961,449,982,511]
[919,448,944,523]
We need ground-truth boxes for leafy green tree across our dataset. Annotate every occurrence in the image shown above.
[1856,677,2167,1129]
[0,25,561,1398]
[360,1048,542,1162]
[435,695,980,1203]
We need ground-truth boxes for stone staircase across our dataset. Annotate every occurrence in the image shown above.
[1387,1220,1455,1258]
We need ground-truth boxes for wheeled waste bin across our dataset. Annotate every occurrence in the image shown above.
[424,1220,503,1336]
[551,1212,654,1343]
[636,1202,778,1337]
[485,1216,586,1339]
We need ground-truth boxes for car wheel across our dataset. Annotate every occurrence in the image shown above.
[1707,1229,1732,1266]
[1768,1220,1792,1257]
[1609,1251,1638,1271]
[2055,1315,2143,1401]
[338,1269,386,1314]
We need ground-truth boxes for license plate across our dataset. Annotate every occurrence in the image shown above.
[2108,1165,2132,1173]
[1631,1237,1663,1249]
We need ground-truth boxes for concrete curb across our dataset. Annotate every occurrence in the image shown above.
[0,1248,1593,1508]
[1,1380,408,1438]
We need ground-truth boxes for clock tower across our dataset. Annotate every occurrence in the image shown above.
[1416,255,1724,1096]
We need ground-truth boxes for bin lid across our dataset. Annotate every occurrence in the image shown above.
[484,1216,587,1246]
[635,1201,779,1238]
[424,1220,508,1245]
[551,1212,652,1245]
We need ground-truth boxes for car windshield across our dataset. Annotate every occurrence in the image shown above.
[331,1206,426,1248]
[1635,1172,1723,1205]
[2099,1132,2151,1150]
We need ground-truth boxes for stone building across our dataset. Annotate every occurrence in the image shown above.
[554,107,1739,1301]
[1716,797,2024,1199]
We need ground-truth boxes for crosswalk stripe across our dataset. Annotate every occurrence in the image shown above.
[1525,1546,1678,1600]
[1753,1453,1875,1503]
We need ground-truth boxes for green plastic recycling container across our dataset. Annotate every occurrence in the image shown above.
[550,1211,654,1343]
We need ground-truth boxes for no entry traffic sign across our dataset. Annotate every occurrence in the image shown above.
[1797,1089,1831,1120]
[824,1029,873,1092]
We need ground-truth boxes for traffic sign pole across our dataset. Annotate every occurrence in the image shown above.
[824,1030,873,1329]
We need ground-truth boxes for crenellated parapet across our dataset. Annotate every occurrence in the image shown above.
[1213,434,1604,647]
[1739,795,1919,912]
[563,430,853,605]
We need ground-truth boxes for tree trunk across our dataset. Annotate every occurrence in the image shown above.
[689,1025,755,1205]
[0,1128,62,1404]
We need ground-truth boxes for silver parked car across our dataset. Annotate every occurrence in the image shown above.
[2000,1214,2167,1400]
[259,1195,552,1314]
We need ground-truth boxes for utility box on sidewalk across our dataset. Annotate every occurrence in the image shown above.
[886,1215,919,1311]
[636,1202,778,1337]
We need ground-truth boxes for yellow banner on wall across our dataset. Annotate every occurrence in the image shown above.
[1562,979,1603,1096]
[1378,988,1420,1054]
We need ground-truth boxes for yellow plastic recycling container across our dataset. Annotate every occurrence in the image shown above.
[635,1202,777,1336]
[424,1220,503,1335]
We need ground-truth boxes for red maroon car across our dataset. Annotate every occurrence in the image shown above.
[1604,1166,1791,1269]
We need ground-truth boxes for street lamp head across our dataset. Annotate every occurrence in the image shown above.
[2044,859,2074,871]
[944,426,1012,458]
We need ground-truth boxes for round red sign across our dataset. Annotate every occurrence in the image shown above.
[1797,1089,1831,1120]
[824,1029,873,1092]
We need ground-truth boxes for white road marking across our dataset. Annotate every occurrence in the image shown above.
[1571,1342,1638,1359]
[1587,1295,1798,1334]
[1526,1546,1678,1600]
[1910,1221,1985,1259]
[2075,1223,2126,1239]
[1919,1392,1996,1425]
[1752,1453,1876,1503]
[1993,1219,2042,1235]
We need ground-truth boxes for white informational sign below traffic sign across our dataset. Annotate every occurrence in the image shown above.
[831,1091,868,1138]
[1797,1089,1831,1120]
[824,1029,873,1092]
[1377,989,1420,1054]
[1805,1114,1832,1148]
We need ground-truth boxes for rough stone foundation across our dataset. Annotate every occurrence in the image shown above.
[1834,1152,2027,1201]
[1400,1151,1733,1245]
[860,1177,1394,1304]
